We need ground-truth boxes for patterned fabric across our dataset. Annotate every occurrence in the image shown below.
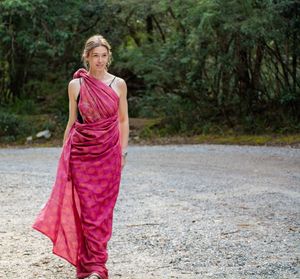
[32,68,122,279]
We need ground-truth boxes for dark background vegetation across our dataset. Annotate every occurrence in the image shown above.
[0,0,299,144]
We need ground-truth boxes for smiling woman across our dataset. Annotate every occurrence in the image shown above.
[82,36,112,70]
[32,34,129,279]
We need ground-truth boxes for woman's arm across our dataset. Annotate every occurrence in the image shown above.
[117,78,129,168]
[63,79,80,145]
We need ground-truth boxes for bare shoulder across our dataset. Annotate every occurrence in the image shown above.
[68,78,81,100]
[69,78,81,88]
[116,77,126,85]
[115,77,127,96]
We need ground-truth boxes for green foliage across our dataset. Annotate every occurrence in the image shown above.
[0,0,299,142]
[10,99,38,114]
[0,111,19,138]
[0,111,33,142]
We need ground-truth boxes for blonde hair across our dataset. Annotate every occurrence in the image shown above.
[82,34,112,69]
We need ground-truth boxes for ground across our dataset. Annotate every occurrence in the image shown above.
[0,144,299,279]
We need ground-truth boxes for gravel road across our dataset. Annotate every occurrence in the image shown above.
[0,144,299,279]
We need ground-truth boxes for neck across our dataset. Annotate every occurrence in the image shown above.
[88,68,107,80]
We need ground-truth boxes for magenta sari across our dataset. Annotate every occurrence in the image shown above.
[32,68,122,279]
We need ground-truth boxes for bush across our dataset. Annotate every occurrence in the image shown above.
[0,111,33,142]
[10,98,39,114]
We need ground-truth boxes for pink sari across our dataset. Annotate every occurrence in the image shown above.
[32,68,122,279]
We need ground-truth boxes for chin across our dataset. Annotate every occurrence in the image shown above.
[92,67,103,71]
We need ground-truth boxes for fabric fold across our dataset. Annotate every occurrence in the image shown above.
[32,68,122,279]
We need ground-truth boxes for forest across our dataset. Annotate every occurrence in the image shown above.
[0,0,299,143]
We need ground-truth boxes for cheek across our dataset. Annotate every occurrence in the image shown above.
[90,57,98,63]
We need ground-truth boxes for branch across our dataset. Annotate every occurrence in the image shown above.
[152,15,166,43]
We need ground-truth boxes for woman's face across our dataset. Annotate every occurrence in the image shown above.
[87,46,109,71]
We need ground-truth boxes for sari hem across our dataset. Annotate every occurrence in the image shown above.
[32,224,77,267]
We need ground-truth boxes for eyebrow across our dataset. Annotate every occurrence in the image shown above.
[92,52,107,55]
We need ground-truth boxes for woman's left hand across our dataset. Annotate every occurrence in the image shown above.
[121,156,126,170]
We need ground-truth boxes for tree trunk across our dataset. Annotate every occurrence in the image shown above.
[234,32,252,114]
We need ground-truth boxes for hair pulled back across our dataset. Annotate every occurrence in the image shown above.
[82,34,112,69]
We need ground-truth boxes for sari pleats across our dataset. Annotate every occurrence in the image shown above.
[32,68,122,279]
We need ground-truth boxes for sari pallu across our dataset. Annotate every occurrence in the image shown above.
[32,68,122,279]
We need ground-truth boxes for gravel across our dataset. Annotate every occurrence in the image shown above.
[0,144,299,279]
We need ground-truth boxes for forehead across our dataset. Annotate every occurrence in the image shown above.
[90,46,108,54]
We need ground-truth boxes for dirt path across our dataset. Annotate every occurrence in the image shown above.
[0,144,299,279]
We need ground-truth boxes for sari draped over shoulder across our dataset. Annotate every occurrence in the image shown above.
[32,68,122,279]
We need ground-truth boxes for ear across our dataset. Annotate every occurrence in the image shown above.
[85,54,90,66]
[86,50,91,59]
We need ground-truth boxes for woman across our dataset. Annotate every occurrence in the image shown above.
[32,34,129,279]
